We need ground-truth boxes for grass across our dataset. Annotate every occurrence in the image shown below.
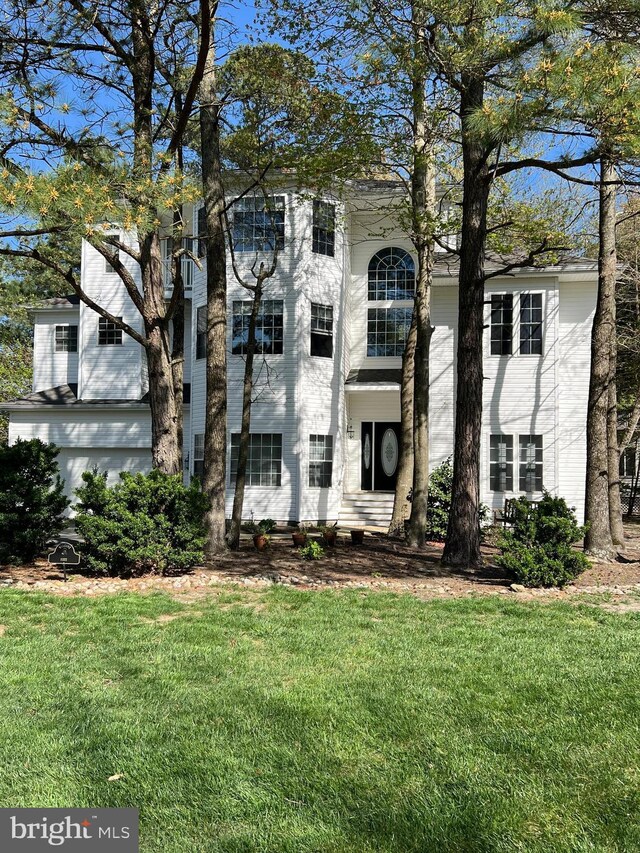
[0,588,638,852]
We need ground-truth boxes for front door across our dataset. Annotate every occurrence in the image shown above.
[361,422,401,491]
[361,422,373,491]
[374,422,401,491]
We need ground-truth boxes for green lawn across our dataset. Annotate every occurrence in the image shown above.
[0,588,638,852]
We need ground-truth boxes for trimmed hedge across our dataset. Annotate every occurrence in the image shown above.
[497,493,589,588]
[0,439,70,563]
[75,469,208,576]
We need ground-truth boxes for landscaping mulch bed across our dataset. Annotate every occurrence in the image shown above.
[2,523,640,603]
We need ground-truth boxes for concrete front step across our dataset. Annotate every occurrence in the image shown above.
[338,492,394,528]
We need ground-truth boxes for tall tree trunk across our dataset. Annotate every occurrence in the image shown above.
[388,315,416,536]
[608,326,625,546]
[145,321,181,474]
[171,272,185,465]
[405,141,435,547]
[141,231,181,475]
[585,157,617,556]
[404,4,435,548]
[227,282,263,549]
[131,4,181,475]
[200,12,228,558]
[442,77,489,568]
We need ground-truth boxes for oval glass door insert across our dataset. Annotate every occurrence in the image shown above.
[381,428,399,476]
[364,433,372,469]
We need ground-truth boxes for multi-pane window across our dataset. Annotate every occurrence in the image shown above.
[55,325,78,353]
[193,433,204,479]
[232,196,285,253]
[490,435,514,492]
[368,248,415,300]
[161,237,195,289]
[490,294,513,355]
[520,293,543,354]
[232,300,283,355]
[98,317,123,346]
[230,433,282,486]
[309,434,333,487]
[312,200,335,257]
[196,306,206,360]
[310,303,333,358]
[367,307,412,357]
[519,435,543,492]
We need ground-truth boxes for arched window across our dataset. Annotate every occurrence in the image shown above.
[368,248,415,301]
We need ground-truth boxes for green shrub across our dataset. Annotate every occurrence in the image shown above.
[75,469,208,576]
[0,439,70,563]
[248,516,276,534]
[299,540,324,561]
[497,493,589,588]
[425,458,488,541]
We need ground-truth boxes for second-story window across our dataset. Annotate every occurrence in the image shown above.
[312,200,335,257]
[232,300,283,355]
[310,303,333,358]
[368,248,415,300]
[490,294,513,355]
[232,196,285,253]
[55,325,78,353]
[196,306,207,360]
[98,317,123,346]
[367,307,412,357]
[520,293,543,354]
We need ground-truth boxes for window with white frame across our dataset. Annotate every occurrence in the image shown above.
[232,300,283,355]
[230,433,282,486]
[367,307,412,357]
[193,433,204,479]
[161,237,195,289]
[490,435,513,492]
[310,303,333,358]
[232,195,285,253]
[309,434,333,487]
[312,200,335,257]
[196,306,206,359]
[519,435,543,491]
[55,325,78,353]
[98,317,123,346]
[368,247,415,300]
[490,294,513,355]
[520,293,543,354]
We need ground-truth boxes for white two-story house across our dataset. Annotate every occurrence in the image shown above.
[4,179,598,526]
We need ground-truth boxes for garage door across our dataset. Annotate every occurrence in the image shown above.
[56,448,153,509]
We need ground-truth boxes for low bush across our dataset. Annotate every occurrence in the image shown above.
[0,439,70,563]
[299,540,324,561]
[497,493,589,588]
[75,469,208,576]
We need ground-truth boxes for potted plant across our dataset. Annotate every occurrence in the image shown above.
[350,529,365,545]
[320,523,338,547]
[247,516,276,551]
[253,532,270,551]
[292,523,309,547]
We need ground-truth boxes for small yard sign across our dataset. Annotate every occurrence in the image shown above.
[48,542,81,580]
